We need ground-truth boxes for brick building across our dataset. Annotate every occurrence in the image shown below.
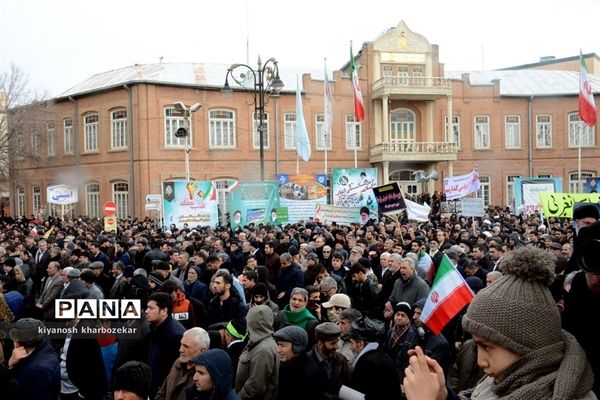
[9,20,600,220]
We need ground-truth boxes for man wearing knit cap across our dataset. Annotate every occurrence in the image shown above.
[5,318,60,399]
[273,325,326,400]
[383,301,418,379]
[403,245,596,400]
[309,322,352,399]
[113,361,151,400]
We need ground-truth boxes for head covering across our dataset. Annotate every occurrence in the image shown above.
[64,267,80,279]
[148,272,164,287]
[9,318,45,345]
[226,319,247,340]
[251,282,269,298]
[393,301,413,319]
[123,266,135,278]
[305,253,319,261]
[4,291,24,316]
[113,361,151,399]
[273,325,308,354]
[315,322,342,341]
[322,293,352,309]
[465,276,484,294]
[190,349,234,397]
[89,261,104,270]
[573,204,600,220]
[462,246,562,355]
[349,317,384,342]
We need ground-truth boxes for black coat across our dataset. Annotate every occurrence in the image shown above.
[147,316,187,398]
[277,353,326,400]
[65,327,107,400]
[350,347,401,400]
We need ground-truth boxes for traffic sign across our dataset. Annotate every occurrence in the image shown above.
[104,216,117,232]
[103,201,117,216]
[145,203,161,211]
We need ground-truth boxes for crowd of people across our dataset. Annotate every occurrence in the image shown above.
[0,200,598,400]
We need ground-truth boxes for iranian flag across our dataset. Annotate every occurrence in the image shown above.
[579,50,597,127]
[421,254,474,335]
[350,44,365,121]
[418,249,435,283]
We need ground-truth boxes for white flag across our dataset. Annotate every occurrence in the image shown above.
[405,199,431,222]
[296,75,311,162]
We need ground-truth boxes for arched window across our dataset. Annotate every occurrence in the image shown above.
[390,109,415,143]
[112,181,129,220]
[209,109,235,148]
[86,182,100,218]
[111,109,128,149]
[83,113,99,152]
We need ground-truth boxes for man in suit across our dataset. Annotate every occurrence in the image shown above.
[60,267,89,299]
[36,261,63,320]
[109,261,127,299]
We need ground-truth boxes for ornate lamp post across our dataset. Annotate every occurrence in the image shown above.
[221,56,284,181]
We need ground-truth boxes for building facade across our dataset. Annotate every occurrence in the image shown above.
[10,21,600,220]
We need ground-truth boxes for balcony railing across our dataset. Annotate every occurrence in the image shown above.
[371,76,452,99]
[370,141,459,162]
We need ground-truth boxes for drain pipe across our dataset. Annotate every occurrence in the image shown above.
[527,96,533,177]
[123,84,135,218]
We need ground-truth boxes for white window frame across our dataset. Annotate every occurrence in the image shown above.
[164,107,189,148]
[476,176,491,208]
[445,115,460,147]
[284,113,297,150]
[86,183,100,219]
[32,186,41,215]
[568,112,595,147]
[398,66,409,86]
[345,115,361,150]
[111,109,128,149]
[505,115,521,149]
[383,65,393,84]
[474,115,490,149]
[64,119,74,154]
[112,181,129,220]
[412,66,424,86]
[47,122,56,156]
[570,171,595,193]
[536,114,552,148]
[252,112,269,149]
[17,187,25,217]
[537,174,552,178]
[84,113,99,152]
[213,179,233,226]
[316,114,332,150]
[506,175,521,210]
[209,109,236,149]
[390,108,416,143]
[31,128,40,157]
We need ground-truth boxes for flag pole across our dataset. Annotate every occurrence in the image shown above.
[354,148,357,168]
[578,121,582,190]
[296,154,299,174]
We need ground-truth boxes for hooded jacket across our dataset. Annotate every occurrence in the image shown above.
[187,349,239,400]
[235,305,279,400]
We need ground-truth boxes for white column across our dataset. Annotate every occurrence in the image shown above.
[382,95,389,143]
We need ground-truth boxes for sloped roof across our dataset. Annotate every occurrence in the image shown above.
[57,63,332,100]
[445,70,600,97]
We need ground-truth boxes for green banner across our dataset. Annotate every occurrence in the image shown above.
[539,192,600,217]
[230,182,281,229]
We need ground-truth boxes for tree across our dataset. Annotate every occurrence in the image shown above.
[0,63,50,216]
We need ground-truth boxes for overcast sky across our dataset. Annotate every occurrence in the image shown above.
[2,0,599,97]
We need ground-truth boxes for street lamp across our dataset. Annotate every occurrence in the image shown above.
[173,101,202,181]
[221,56,284,181]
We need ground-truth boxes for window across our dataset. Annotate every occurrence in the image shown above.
[570,171,595,193]
[476,176,491,207]
[64,119,74,154]
[568,113,595,147]
[284,113,297,150]
[31,128,40,157]
[47,122,56,156]
[86,183,100,218]
[345,115,361,149]
[474,116,490,149]
[112,181,129,220]
[32,186,41,214]
[537,174,552,178]
[505,115,521,149]
[15,129,24,158]
[84,113,99,152]
[213,179,233,226]
[252,112,269,149]
[390,108,415,143]
[383,65,393,84]
[413,66,424,86]
[445,115,460,146]
[398,66,409,86]
[536,114,552,148]
[316,114,332,150]
[165,107,189,148]
[209,109,235,148]
[17,187,25,217]
[506,175,521,210]
[111,109,128,149]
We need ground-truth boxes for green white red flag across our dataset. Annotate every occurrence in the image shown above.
[421,254,474,334]
[579,50,597,127]
[350,43,365,121]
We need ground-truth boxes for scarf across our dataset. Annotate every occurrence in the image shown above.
[390,324,409,349]
[491,330,594,400]
[283,305,317,329]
